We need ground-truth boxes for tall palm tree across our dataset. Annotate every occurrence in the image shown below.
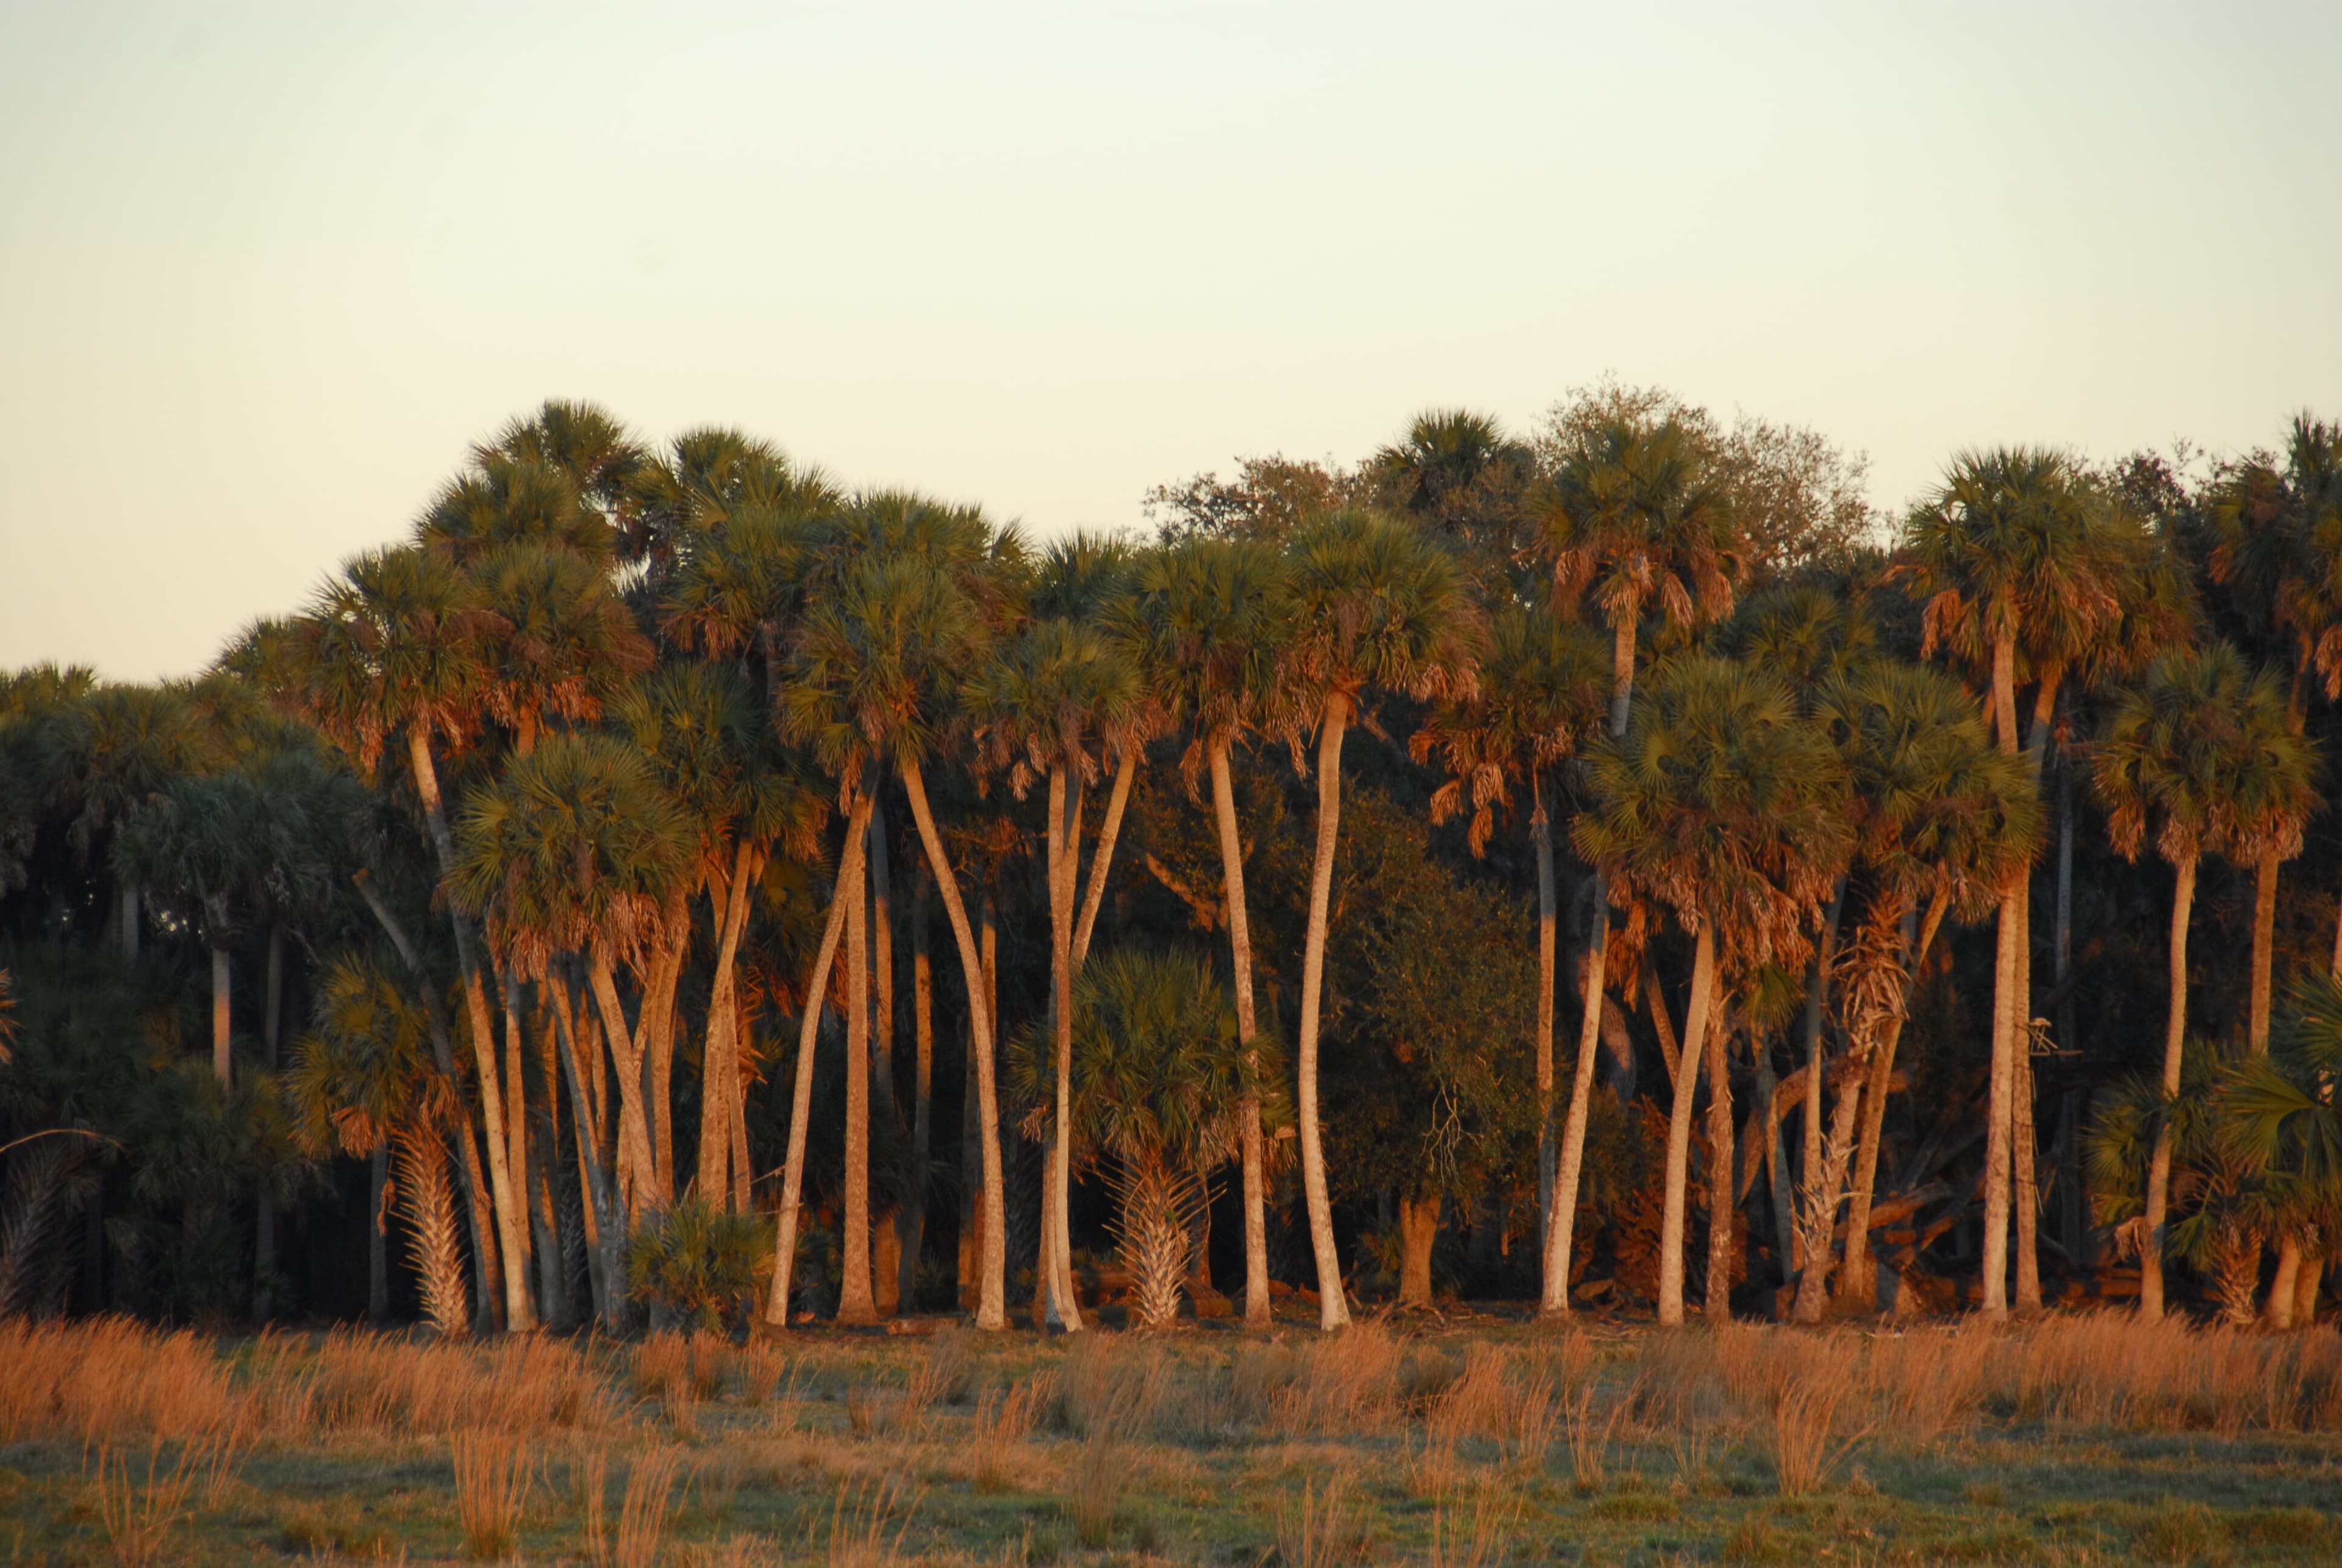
[1791,663,2038,1319]
[969,539,1146,1331]
[451,732,698,1328]
[1411,604,1608,1314]
[2218,972,2342,1327]
[270,544,537,1331]
[781,528,1023,1330]
[1574,656,1851,1325]
[1905,447,2143,1316]
[1103,535,1294,1325]
[2209,416,2342,1018]
[1281,509,1483,1329]
[2091,643,2320,1319]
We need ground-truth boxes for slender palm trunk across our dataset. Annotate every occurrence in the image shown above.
[551,969,618,1328]
[1041,764,1084,1331]
[1072,744,1137,967]
[1703,1011,1735,1319]
[1208,740,1272,1326]
[868,795,902,1316]
[1658,923,1717,1325]
[1842,899,1945,1311]
[1794,884,1845,1275]
[900,756,1010,1330]
[640,904,688,1207]
[2141,854,2197,1323]
[1544,876,1607,1317]
[2268,1237,2302,1330]
[2251,851,2280,1053]
[838,790,879,1326]
[210,941,231,1086]
[1531,800,1557,1267]
[1979,633,2019,1320]
[765,825,858,1328]
[1296,697,1352,1330]
[501,972,532,1297]
[409,729,534,1332]
[697,840,757,1208]
[589,954,658,1225]
[2056,751,2077,1052]
[902,868,935,1312]
[2013,890,2042,1312]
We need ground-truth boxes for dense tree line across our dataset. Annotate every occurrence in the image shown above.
[4,387,2340,1334]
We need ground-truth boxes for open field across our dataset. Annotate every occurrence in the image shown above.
[7,1315,2342,1566]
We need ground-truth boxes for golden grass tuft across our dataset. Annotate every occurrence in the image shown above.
[452,1429,533,1559]
[1,1317,245,1445]
[91,1439,203,1568]
[612,1445,684,1568]
[1275,1475,1371,1568]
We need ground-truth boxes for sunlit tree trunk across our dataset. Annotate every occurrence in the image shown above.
[900,756,1010,1330]
[1703,1009,1735,1320]
[1042,764,1084,1330]
[1658,923,1718,1326]
[1295,696,1352,1330]
[764,841,853,1329]
[2141,854,2197,1323]
[837,786,879,1326]
[501,972,532,1297]
[1980,632,2019,1320]
[867,795,903,1317]
[1398,1194,1438,1309]
[408,729,533,1332]
[2251,850,2280,1053]
[1544,876,1609,1318]
[1531,798,1557,1271]
[1794,884,1844,1275]
[697,840,757,1209]
[1208,740,1273,1326]
[901,866,936,1312]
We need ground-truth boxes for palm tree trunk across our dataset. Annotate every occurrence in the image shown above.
[1041,763,1084,1332]
[1979,632,2019,1320]
[956,897,990,1308]
[2013,891,2041,1312]
[551,970,617,1328]
[2056,750,2077,1052]
[1544,892,1611,1318]
[1208,740,1272,1327]
[1607,616,1638,738]
[1703,1011,1735,1320]
[2296,1253,2324,1326]
[2251,850,2280,1053]
[1658,922,1717,1326]
[765,828,856,1329]
[899,756,1010,1331]
[2141,854,2196,1323]
[697,840,757,1208]
[1794,883,1845,1275]
[1531,799,1557,1275]
[639,906,688,1207]
[1397,1193,1438,1308]
[867,794,903,1315]
[1072,743,1137,969]
[407,728,535,1333]
[501,972,533,1297]
[902,867,935,1313]
[1296,696,1353,1331]
[1842,897,1945,1311]
[210,942,232,1086]
[2268,1235,2301,1330]
[838,789,879,1326]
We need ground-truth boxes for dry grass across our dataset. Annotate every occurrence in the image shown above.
[451,1430,533,1559]
[1065,1425,1123,1547]
[817,1475,919,1568]
[612,1445,684,1568]
[1,1317,243,1444]
[1275,1475,1370,1568]
[90,1440,202,1568]
[1427,1492,1517,1568]
[970,1374,1050,1492]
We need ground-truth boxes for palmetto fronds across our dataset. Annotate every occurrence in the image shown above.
[393,1125,470,1337]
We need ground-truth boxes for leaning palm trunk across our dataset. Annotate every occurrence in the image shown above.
[2141,854,2197,1322]
[765,831,856,1328]
[1040,765,1084,1331]
[1295,698,1352,1330]
[394,1125,470,1337]
[1208,740,1273,1326]
[1794,885,1845,1273]
[900,756,1010,1331]
[1542,872,1609,1316]
[550,968,626,1330]
[409,729,534,1333]
[1658,923,1719,1326]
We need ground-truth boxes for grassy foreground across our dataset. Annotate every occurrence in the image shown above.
[5,1312,2342,1566]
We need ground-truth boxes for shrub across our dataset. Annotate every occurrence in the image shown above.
[625,1198,772,1333]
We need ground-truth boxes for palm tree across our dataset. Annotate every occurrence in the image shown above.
[1008,948,1259,1328]
[269,543,538,1331]
[2209,416,2342,1020]
[1281,509,1482,1329]
[2091,643,2320,1319]
[968,537,1147,1331]
[1574,656,1851,1325]
[1790,663,2038,1319]
[1411,604,1608,1313]
[781,528,1022,1330]
[1905,447,2146,1316]
[2218,972,2342,1326]
[451,733,698,1327]
[1103,535,1293,1325]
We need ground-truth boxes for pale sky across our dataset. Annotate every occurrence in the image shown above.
[3,2,2337,682]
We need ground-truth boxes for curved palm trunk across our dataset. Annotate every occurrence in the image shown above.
[2141,854,2197,1323]
[409,728,535,1333]
[588,954,658,1224]
[1296,697,1352,1330]
[696,840,757,1208]
[838,792,879,1326]
[1208,740,1273,1327]
[1072,744,1137,968]
[1658,923,1717,1326]
[1542,871,1608,1316]
[899,756,1010,1330]
[765,823,858,1329]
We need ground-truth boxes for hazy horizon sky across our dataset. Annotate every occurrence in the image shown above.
[4,2,2337,682]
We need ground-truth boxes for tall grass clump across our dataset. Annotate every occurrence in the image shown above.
[452,1430,532,1559]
